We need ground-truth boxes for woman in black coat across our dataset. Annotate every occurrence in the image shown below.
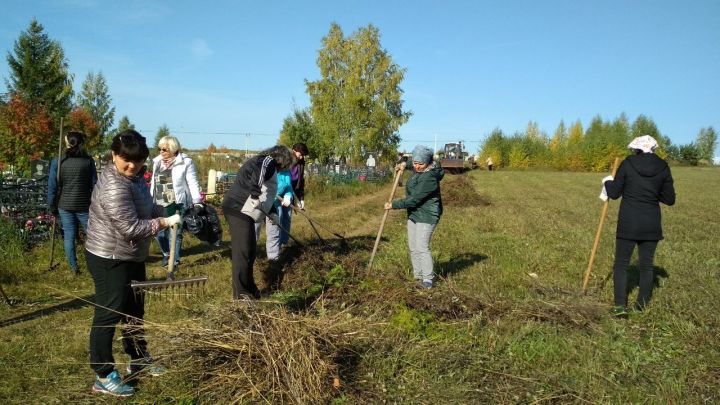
[603,135,676,316]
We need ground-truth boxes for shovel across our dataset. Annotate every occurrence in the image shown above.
[367,162,406,271]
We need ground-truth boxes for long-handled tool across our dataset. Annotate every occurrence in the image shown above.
[290,201,345,241]
[260,206,304,247]
[367,162,406,271]
[582,157,621,294]
[48,117,64,272]
[166,224,178,279]
[277,196,326,245]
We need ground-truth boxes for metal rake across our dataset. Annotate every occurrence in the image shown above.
[130,276,208,300]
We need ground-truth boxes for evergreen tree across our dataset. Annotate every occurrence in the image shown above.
[76,71,115,141]
[5,19,73,121]
[306,23,411,163]
[116,115,135,132]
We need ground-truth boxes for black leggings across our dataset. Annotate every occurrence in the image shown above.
[86,250,147,377]
[613,238,658,308]
[225,212,259,299]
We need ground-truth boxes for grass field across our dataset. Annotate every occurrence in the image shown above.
[1,166,719,404]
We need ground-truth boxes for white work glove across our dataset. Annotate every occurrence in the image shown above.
[281,195,292,207]
[298,200,305,210]
[165,213,182,227]
[249,197,260,208]
[599,175,613,201]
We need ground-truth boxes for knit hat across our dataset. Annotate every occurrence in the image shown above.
[411,145,433,164]
[628,135,658,153]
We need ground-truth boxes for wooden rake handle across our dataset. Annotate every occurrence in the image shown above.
[367,163,406,272]
[582,157,621,294]
[168,224,178,274]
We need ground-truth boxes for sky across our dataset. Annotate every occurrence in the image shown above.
[1,0,719,156]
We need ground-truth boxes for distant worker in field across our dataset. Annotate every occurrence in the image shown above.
[384,145,444,289]
[485,156,494,171]
[47,131,97,275]
[150,135,203,278]
[290,143,309,210]
[85,130,179,397]
[222,145,294,300]
[602,135,675,318]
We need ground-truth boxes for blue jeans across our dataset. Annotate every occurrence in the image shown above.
[58,209,89,271]
[278,206,292,246]
[156,225,183,265]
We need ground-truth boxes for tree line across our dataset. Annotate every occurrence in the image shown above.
[478,116,716,172]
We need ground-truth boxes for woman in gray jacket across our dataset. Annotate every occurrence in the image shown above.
[85,130,181,397]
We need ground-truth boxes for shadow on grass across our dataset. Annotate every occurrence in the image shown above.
[626,265,669,305]
[0,294,94,328]
[436,253,488,277]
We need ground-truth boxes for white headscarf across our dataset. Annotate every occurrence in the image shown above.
[628,135,658,154]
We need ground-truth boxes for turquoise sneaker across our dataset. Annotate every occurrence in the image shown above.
[92,370,134,397]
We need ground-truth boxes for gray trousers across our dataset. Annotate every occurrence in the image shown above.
[407,220,436,281]
[255,217,282,261]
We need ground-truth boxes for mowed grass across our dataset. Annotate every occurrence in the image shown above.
[0,167,718,403]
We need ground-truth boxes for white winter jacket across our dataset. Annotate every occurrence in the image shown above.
[150,152,202,207]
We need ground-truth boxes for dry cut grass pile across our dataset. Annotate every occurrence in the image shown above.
[162,301,360,404]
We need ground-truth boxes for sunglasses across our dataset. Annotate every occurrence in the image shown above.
[159,147,170,152]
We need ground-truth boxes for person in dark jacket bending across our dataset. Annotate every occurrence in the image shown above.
[385,145,444,289]
[603,135,676,317]
[222,146,294,299]
[47,131,97,274]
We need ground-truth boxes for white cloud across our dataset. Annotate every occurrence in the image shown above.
[189,38,213,61]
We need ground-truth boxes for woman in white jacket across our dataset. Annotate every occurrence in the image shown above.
[150,136,202,275]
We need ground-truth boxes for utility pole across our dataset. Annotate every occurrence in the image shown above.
[245,133,250,156]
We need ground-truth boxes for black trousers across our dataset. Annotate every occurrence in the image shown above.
[613,238,658,308]
[225,212,259,299]
[86,250,147,377]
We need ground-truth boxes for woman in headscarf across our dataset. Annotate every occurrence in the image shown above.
[385,145,444,289]
[602,135,676,317]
